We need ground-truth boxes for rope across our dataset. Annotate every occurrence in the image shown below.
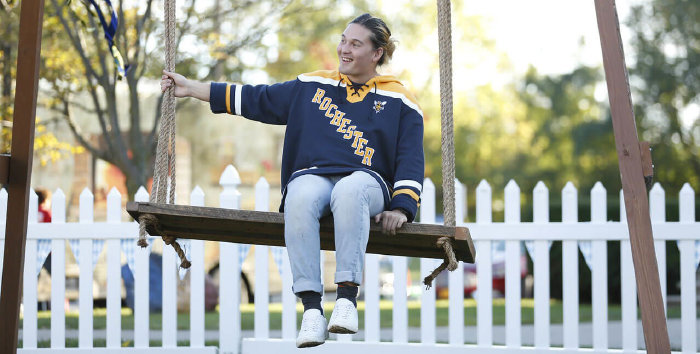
[438,0,455,228]
[137,0,191,269]
[423,236,458,288]
[424,0,458,288]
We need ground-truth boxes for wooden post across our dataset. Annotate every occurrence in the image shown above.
[593,1,671,352]
[0,0,45,352]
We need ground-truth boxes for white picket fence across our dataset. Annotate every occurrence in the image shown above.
[1,165,698,354]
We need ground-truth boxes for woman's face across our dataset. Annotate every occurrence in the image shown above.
[337,23,383,82]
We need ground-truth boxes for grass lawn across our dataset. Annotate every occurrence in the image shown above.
[20,299,687,331]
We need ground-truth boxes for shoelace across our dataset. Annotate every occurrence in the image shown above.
[348,82,368,97]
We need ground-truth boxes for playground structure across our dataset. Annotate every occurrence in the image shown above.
[0,0,686,353]
[1,172,698,352]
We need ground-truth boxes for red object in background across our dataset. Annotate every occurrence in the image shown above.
[36,189,51,223]
[434,242,529,299]
[261,160,273,172]
[104,163,129,197]
[38,206,51,223]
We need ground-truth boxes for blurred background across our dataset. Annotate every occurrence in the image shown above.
[1,0,697,305]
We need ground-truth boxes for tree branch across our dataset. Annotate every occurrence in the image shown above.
[82,74,119,156]
[60,100,111,162]
[176,0,197,48]
[50,0,101,82]
[147,91,165,149]
[131,0,154,76]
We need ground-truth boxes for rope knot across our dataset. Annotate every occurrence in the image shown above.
[162,235,176,245]
[137,213,191,269]
[423,236,459,289]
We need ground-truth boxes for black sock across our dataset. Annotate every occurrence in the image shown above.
[336,285,358,307]
[298,291,323,315]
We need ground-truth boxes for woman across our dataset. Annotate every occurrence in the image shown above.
[161,13,424,348]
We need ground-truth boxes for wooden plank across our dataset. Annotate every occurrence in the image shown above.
[593,1,671,353]
[0,0,45,352]
[126,202,475,263]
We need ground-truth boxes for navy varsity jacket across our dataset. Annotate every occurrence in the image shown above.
[209,70,424,222]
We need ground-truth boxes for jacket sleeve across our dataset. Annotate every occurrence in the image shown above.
[209,79,297,125]
[389,103,425,222]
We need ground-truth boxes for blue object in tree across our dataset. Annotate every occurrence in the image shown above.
[86,0,129,78]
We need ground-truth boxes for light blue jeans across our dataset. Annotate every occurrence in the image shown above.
[284,171,385,294]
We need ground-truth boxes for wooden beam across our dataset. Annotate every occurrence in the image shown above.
[127,202,476,263]
[0,154,10,185]
[593,1,670,352]
[0,0,45,352]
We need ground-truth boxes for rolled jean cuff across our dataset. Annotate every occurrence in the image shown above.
[335,270,363,285]
[292,279,323,295]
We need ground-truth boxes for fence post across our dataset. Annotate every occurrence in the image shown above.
[364,252,380,343]
[190,186,206,347]
[281,247,296,340]
[22,189,38,348]
[391,250,408,343]
[456,179,466,223]
[532,181,550,349]
[78,188,94,348]
[388,175,417,344]
[50,189,66,348]
[254,177,270,340]
[649,183,667,314]
[163,206,178,348]
[476,179,493,347]
[106,187,122,347]
[561,182,578,349]
[420,178,436,344]
[220,165,242,354]
[678,184,696,353]
[504,180,521,348]
[279,175,295,342]
[590,182,608,350]
[133,186,150,348]
[448,179,464,345]
[619,188,637,351]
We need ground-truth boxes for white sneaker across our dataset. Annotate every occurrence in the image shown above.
[296,309,328,348]
[327,298,358,334]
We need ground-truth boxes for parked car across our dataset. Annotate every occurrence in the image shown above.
[434,241,530,299]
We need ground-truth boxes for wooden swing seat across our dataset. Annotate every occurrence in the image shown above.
[126,202,475,263]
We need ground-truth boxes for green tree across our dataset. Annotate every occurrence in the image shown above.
[516,65,617,194]
[626,0,699,190]
[265,0,389,81]
[0,0,84,165]
[35,0,294,196]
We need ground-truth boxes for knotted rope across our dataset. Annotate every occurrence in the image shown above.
[137,0,190,269]
[424,0,458,288]
[423,237,459,288]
